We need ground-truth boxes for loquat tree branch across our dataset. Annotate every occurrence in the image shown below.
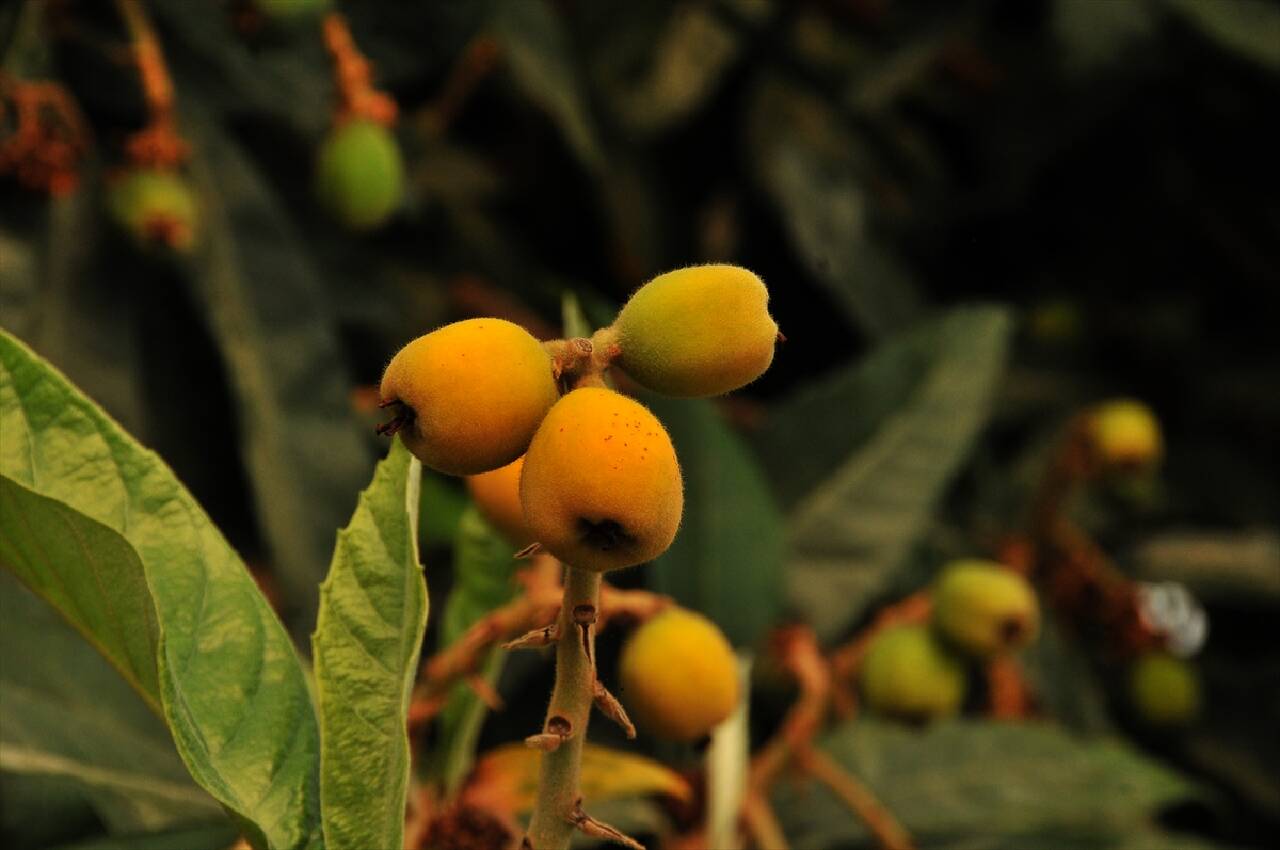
[408,555,670,730]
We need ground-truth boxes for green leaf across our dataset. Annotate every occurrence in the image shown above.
[747,76,923,337]
[50,824,239,850]
[561,289,595,339]
[491,0,605,171]
[774,719,1212,850]
[1164,0,1280,73]
[0,329,321,850]
[597,3,745,135]
[431,507,521,795]
[184,112,375,634]
[645,395,785,648]
[312,440,427,850]
[0,572,224,836]
[758,307,1012,642]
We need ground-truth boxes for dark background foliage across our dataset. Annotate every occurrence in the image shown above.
[2,1,1278,849]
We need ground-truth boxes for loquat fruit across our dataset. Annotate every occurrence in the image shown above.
[931,559,1040,659]
[315,120,404,231]
[465,456,533,547]
[1087,399,1163,470]
[1129,652,1200,729]
[519,387,682,572]
[619,608,739,741]
[614,264,778,397]
[379,319,558,476]
[107,168,198,252]
[860,624,965,723]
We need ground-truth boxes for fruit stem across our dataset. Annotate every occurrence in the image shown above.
[114,0,188,168]
[524,564,600,850]
[322,12,397,127]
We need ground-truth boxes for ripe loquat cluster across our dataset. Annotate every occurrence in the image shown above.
[379,263,779,572]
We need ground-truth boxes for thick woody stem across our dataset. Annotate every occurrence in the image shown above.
[524,565,600,849]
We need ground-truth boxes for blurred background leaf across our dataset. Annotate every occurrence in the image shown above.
[774,719,1222,850]
[759,306,1012,642]
[645,393,785,649]
[184,110,374,635]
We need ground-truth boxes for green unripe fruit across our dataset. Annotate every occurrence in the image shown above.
[379,319,558,476]
[520,387,683,572]
[620,608,739,741]
[931,560,1040,659]
[614,264,778,397]
[107,169,199,252]
[1129,652,1200,728]
[315,120,404,231]
[859,624,965,723]
[1087,399,1163,470]
[256,0,331,22]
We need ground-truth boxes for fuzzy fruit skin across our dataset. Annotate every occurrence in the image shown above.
[620,608,739,741]
[465,456,533,547]
[379,319,558,476]
[1088,399,1163,469]
[520,387,682,572]
[860,624,965,722]
[614,264,778,397]
[108,169,199,252]
[1129,652,1200,728]
[931,559,1040,659]
[315,120,404,230]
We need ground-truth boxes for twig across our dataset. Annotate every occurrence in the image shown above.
[987,654,1034,719]
[799,748,914,850]
[409,556,670,728]
[746,626,915,850]
[322,12,396,127]
[829,592,932,718]
[741,626,829,850]
[416,35,502,138]
[113,0,187,168]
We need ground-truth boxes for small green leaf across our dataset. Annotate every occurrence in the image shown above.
[561,290,595,339]
[758,307,1012,642]
[432,507,521,796]
[313,439,428,850]
[0,329,321,850]
[0,572,223,836]
[646,395,785,648]
[774,719,1211,850]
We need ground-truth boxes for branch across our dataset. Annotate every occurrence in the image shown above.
[523,566,601,849]
[322,12,396,126]
[114,0,187,168]
[798,748,915,850]
[408,557,670,729]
